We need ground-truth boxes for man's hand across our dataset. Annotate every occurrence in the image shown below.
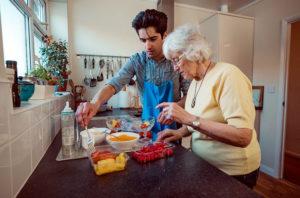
[156,129,184,143]
[75,102,98,127]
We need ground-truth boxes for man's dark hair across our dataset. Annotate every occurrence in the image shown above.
[132,9,168,37]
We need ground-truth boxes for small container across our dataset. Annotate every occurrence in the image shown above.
[131,142,174,163]
[18,79,35,101]
[80,128,107,149]
[88,145,128,176]
[61,101,75,156]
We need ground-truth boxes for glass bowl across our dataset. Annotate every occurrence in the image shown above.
[106,117,155,133]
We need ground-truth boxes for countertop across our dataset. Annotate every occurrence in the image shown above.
[17,109,261,198]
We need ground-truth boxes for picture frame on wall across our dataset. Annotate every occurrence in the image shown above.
[252,86,264,110]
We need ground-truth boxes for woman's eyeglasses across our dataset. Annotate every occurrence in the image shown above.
[171,54,184,66]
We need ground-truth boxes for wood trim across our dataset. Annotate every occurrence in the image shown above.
[279,14,300,178]
[253,86,264,110]
[285,150,300,159]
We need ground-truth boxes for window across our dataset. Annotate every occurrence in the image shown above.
[33,0,46,23]
[33,31,44,64]
[0,0,47,77]
[1,0,29,76]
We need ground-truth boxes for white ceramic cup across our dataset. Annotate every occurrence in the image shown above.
[80,128,108,149]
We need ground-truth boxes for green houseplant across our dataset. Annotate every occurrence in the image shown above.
[40,35,70,91]
[30,64,52,84]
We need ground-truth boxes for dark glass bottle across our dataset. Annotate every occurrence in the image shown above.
[6,60,21,107]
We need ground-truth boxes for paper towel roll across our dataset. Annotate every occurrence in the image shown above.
[118,90,130,108]
[220,4,228,12]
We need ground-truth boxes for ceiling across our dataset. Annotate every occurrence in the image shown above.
[49,0,67,2]
[175,0,256,12]
[49,0,256,12]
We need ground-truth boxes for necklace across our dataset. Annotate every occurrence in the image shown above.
[191,62,212,108]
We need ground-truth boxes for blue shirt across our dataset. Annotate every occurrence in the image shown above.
[108,51,191,102]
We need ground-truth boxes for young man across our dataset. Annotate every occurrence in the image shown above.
[76,9,190,140]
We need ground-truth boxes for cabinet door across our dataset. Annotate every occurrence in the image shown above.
[199,14,220,62]
[219,15,254,80]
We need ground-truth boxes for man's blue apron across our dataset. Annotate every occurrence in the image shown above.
[142,80,177,141]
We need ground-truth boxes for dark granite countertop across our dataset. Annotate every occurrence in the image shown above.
[17,109,261,198]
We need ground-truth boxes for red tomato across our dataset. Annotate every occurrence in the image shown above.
[91,150,116,164]
[146,131,152,139]
[139,132,144,138]
[165,148,173,156]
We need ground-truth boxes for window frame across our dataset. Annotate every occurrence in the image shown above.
[33,26,45,65]
[1,0,48,75]
[31,0,47,33]
[2,0,32,75]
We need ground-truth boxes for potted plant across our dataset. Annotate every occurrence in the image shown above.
[40,35,71,91]
[30,64,57,85]
[29,64,57,99]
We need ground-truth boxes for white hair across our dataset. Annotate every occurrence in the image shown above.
[163,24,212,62]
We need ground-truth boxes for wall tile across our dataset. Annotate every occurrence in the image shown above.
[10,110,31,140]
[41,102,50,120]
[54,99,60,111]
[11,130,31,196]
[55,106,61,116]
[55,114,61,136]
[42,117,51,152]
[0,94,69,196]
[0,144,12,198]
[0,125,9,146]
[31,123,43,170]
[50,100,55,113]
[0,83,11,146]
[30,106,42,126]
[49,115,56,142]
[0,96,10,146]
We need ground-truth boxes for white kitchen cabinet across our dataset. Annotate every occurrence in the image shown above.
[199,13,254,81]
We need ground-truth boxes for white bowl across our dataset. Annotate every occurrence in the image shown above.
[106,132,139,151]
[80,128,107,150]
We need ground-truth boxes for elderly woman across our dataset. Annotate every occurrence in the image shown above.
[156,25,261,189]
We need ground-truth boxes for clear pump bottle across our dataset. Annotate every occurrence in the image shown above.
[61,101,75,155]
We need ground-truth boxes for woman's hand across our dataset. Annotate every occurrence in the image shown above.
[156,102,196,125]
[157,111,174,125]
[156,129,184,143]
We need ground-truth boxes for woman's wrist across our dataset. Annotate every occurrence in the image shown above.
[185,115,198,126]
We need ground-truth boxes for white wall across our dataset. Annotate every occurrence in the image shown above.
[49,1,68,42]
[174,3,215,27]
[175,0,220,11]
[0,11,5,80]
[68,0,156,101]
[235,0,300,178]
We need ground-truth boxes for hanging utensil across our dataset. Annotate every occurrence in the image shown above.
[99,59,105,69]
[97,58,104,81]
[106,59,110,79]
[90,58,97,87]
[92,57,95,69]
[89,69,97,87]
[83,57,90,86]
[111,58,115,77]
[118,58,123,70]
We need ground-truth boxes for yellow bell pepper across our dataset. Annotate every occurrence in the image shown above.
[94,153,126,175]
